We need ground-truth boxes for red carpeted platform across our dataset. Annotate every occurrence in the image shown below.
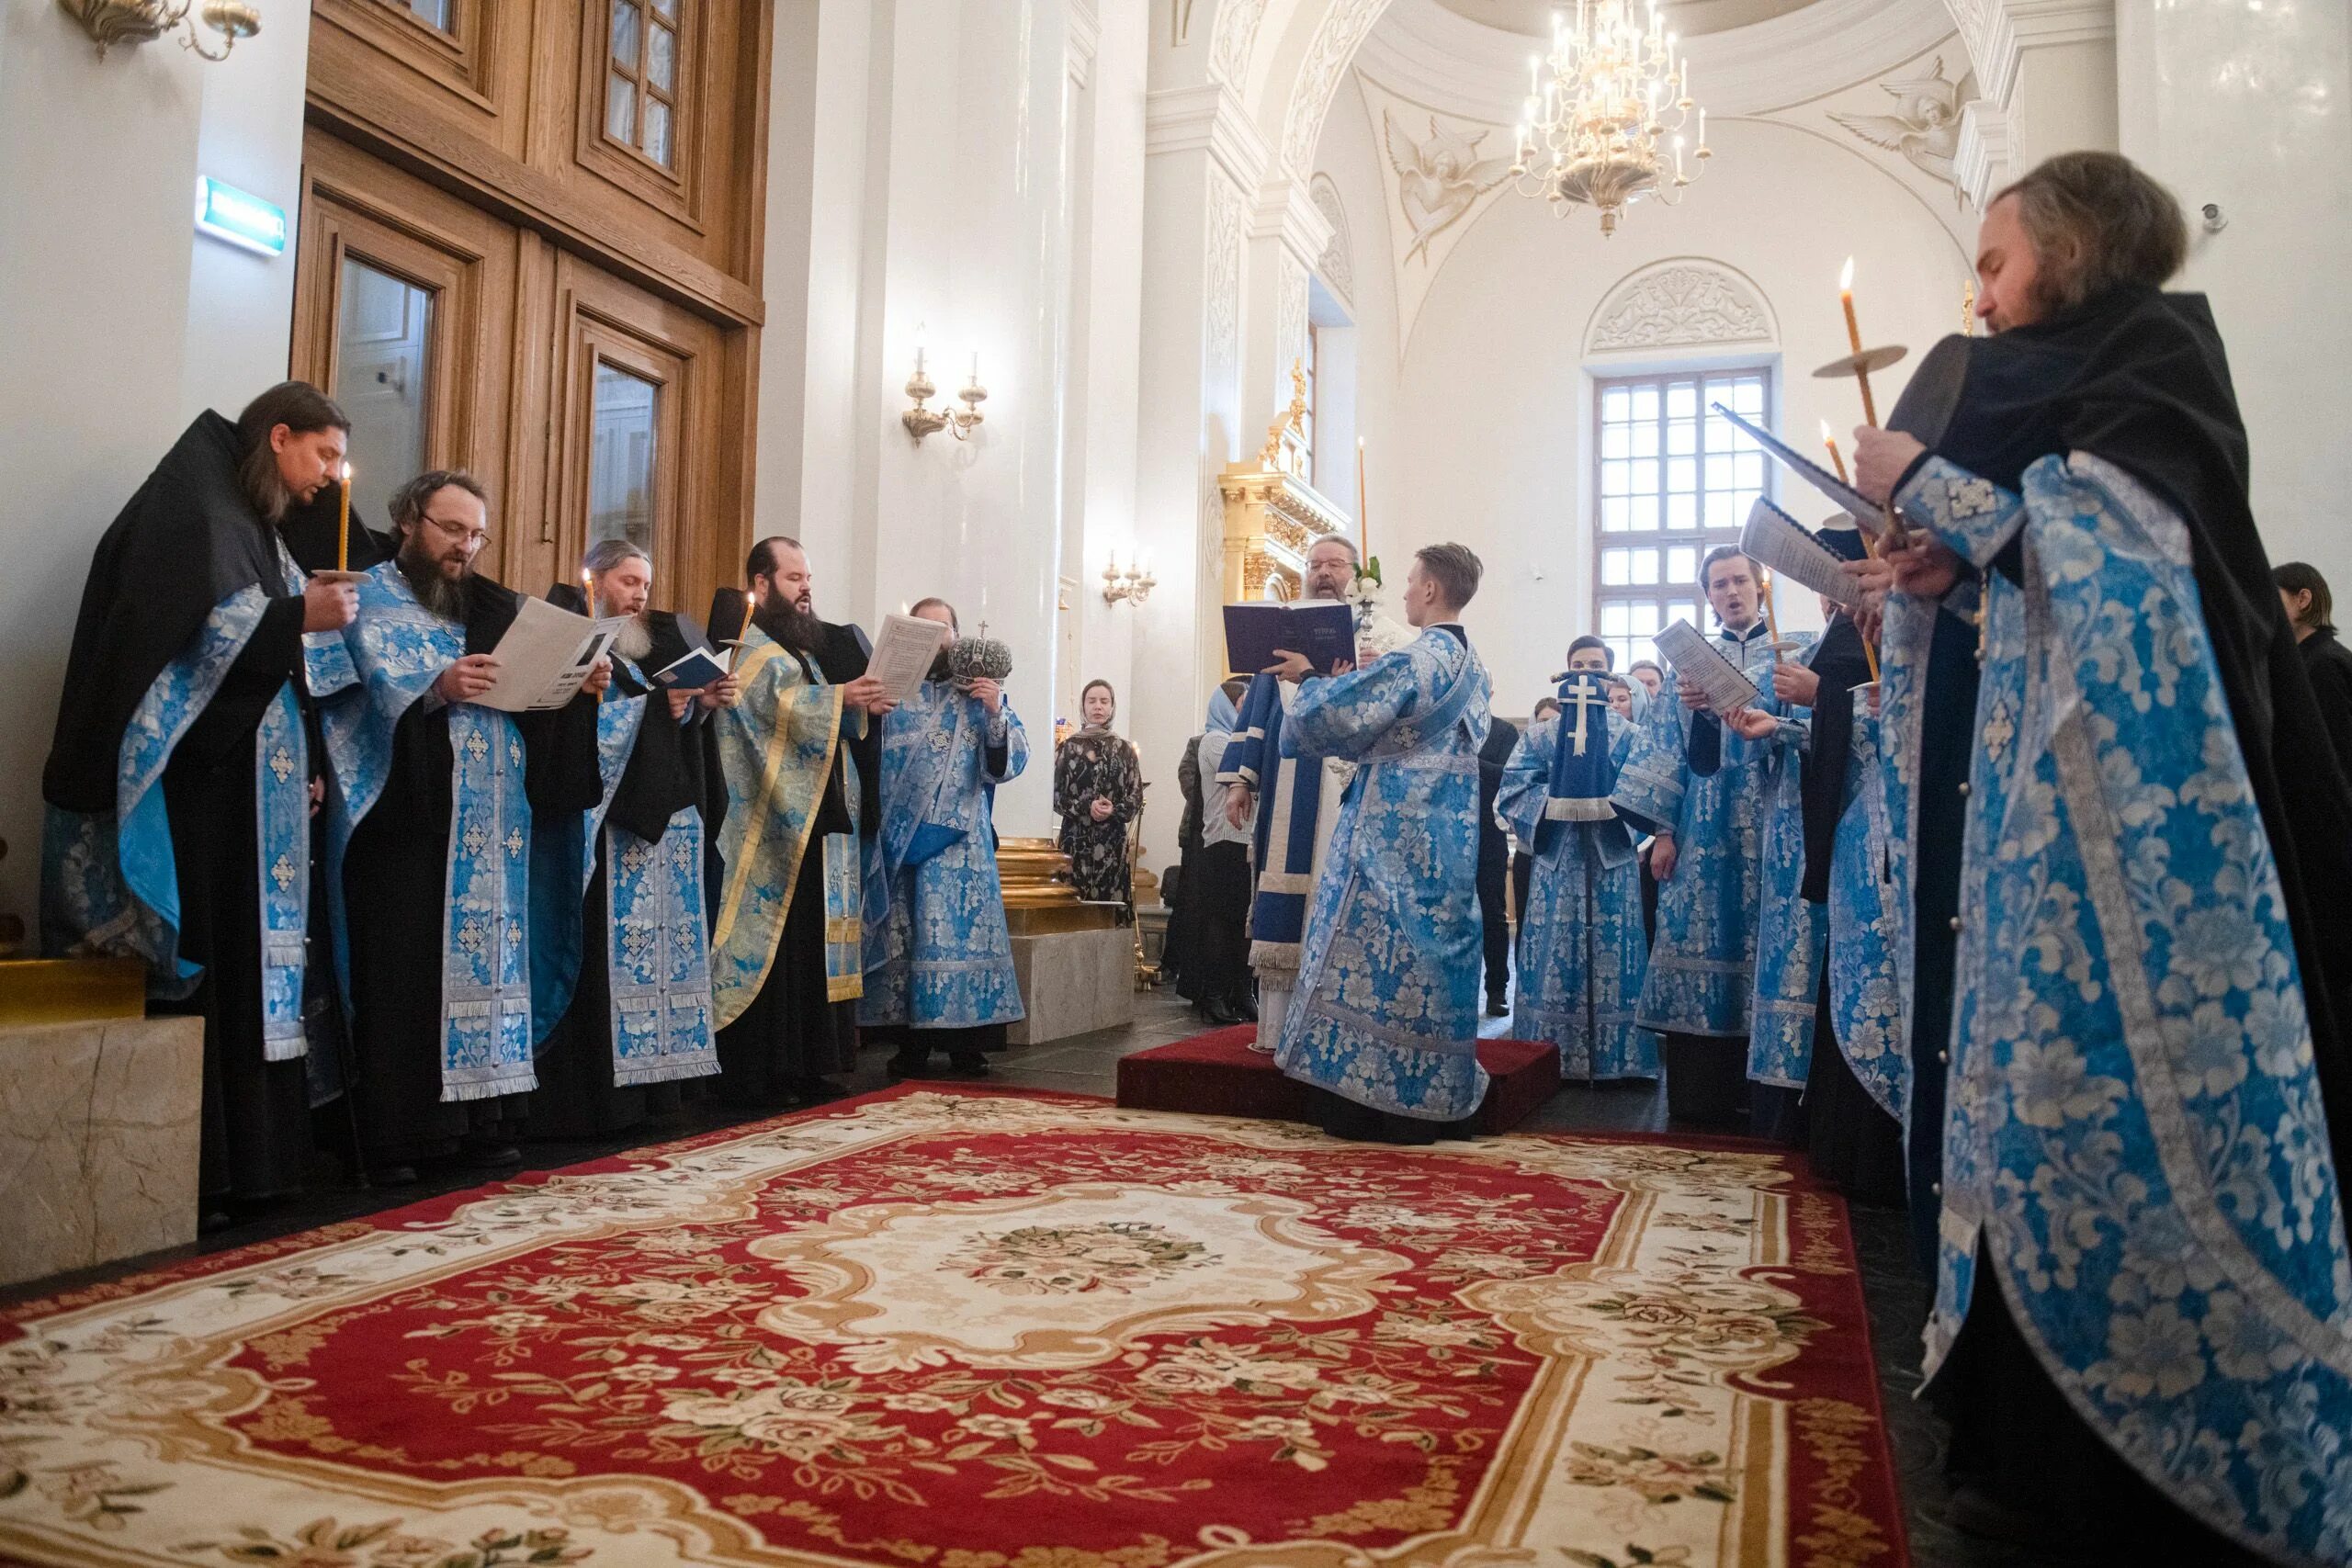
[1117,1024,1560,1133]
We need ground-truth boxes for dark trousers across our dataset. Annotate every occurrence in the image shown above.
[1476,847,1510,1004]
[1191,840,1253,1008]
[1662,1032,1748,1129]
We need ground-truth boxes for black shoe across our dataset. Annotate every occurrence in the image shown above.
[458,1137,522,1170]
[944,1053,991,1078]
[1236,997,1260,1022]
[886,1052,929,1080]
[1486,998,1510,1018]
[1202,999,1245,1028]
[369,1164,421,1188]
[199,1209,234,1235]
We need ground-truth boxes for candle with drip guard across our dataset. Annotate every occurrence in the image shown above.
[336,463,352,571]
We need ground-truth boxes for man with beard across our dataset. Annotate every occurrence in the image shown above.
[860,596,1029,1077]
[43,380,357,1220]
[708,536,894,1106]
[526,539,732,1136]
[319,470,606,1184]
[1217,534,1382,1053]
[1851,151,2352,1563]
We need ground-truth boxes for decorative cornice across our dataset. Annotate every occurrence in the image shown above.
[1952,99,2011,209]
[1147,82,1273,192]
[1250,175,1337,268]
[1067,0,1101,88]
[1956,0,2115,111]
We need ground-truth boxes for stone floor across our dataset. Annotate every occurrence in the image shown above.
[5,995,2063,1567]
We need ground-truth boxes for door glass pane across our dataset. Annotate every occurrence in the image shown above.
[645,98,673,166]
[401,0,453,30]
[590,361,659,549]
[610,0,640,68]
[648,20,675,90]
[650,0,676,19]
[606,76,637,143]
[334,256,434,534]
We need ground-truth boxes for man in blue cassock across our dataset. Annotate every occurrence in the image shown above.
[1611,547,1804,1129]
[320,470,608,1184]
[1855,152,2352,1565]
[41,382,360,1216]
[1272,543,1494,1144]
[1498,636,1655,1083]
[860,596,1030,1079]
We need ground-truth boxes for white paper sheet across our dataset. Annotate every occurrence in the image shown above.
[866,613,953,704]
[1655,620,1761,716]
[1741,498,1862,608]
[473,595,632,713]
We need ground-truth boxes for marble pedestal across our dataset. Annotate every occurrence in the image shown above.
[1007,927,1136,1045]
[0,1016,204,1288]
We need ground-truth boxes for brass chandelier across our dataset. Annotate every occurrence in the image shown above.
[1509,0,1709,237]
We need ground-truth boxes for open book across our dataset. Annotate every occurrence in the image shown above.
[1710,403,1909,543]
[474,597,631,712]
[650,644,731,691]
[1740,498,1861,608]
[1654,620,1761,716]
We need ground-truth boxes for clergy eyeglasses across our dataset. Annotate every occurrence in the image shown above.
[422,513,492,551]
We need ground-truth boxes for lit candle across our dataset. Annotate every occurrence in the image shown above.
[1839,256,1862,355]
[1819,418,1849,483]
[336,462,352,572]
[1356,435,1370,563]
[969,350,980,382]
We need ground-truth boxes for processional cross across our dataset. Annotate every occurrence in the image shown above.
[1561,673,1610,757]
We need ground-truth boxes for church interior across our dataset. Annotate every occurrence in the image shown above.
[5,1,2351,1565]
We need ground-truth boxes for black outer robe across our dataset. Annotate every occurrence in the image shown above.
[42,412,322,1201]
[528,609,727,1138]
[339,573,603,1167]
[2297,626,2352,781]
[712,619,874,1104]
[1887,288,2352,1562]
[1475,716,1520,1006]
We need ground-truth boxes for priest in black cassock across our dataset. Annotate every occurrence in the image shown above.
[319,470,605,1185]
[707,536,892,1107]
[42,381,358,1219]
[526,538,732,1137]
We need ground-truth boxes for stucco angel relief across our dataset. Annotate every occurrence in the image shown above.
[1830,55,1976,196]
[1384,109,1511,263]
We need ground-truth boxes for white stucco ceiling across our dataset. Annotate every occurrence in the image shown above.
[1429,0,1822,38]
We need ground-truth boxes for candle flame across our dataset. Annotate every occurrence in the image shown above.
[343,462,353,481]
[1838,256,1854,294]
[1819,418,1836,445]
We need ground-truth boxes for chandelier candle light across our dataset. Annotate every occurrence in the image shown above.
[1509,0,1709,236]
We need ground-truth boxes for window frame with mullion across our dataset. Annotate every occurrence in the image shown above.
[603,0,684,172]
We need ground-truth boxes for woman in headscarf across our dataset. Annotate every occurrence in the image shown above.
[1052,679,1144,907]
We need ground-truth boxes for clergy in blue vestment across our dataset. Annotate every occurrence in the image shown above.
[1610,548,1798,1129]
[526,540,725,1138]
[319,470,608,1184]
[1855,152,2352,1566]
[41,383,359,1211]
[708,537,894,1108]
[1498,636,1656,1083]
[1220,535,1362,1054]
[861,596,1030,1079]
[1272,543,1494,1145]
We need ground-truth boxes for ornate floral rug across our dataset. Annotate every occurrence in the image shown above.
[1,1088,1905,1568]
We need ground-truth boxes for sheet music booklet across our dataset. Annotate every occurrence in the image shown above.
[1710,402,1907,542]
[1740,498,1861,608]
[1654,620,1761,716]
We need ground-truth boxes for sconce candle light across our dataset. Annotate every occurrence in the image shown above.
[1101,553,1156,607]
[59,0,259,59]
[902,343,989,445]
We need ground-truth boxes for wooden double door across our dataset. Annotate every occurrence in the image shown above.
[290,131,730,614]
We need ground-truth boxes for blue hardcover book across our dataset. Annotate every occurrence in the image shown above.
[1222,601,1357,676]
[650,646,732,690]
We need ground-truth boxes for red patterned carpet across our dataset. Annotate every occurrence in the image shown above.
[0,1087,1905,1568]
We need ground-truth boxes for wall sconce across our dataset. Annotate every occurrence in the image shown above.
[1101,553,1156,606]
[902,345,988,445]
[59,0,259,59]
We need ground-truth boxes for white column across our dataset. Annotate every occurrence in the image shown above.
[2118,0,2352,580]
[862,0,1076,838]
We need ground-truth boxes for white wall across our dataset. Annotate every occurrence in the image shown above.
[1317,96,1968,714]
[2119,0,2352,587]
[0,6,305,929]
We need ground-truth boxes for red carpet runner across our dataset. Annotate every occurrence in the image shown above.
[1,1087,1905,1568]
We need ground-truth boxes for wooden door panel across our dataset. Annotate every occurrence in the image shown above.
[291,131,521,560]
[547,254,724,614]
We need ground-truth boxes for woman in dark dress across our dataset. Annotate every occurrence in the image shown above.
[1053,679,1143,908]
[2278,561,2352,776]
